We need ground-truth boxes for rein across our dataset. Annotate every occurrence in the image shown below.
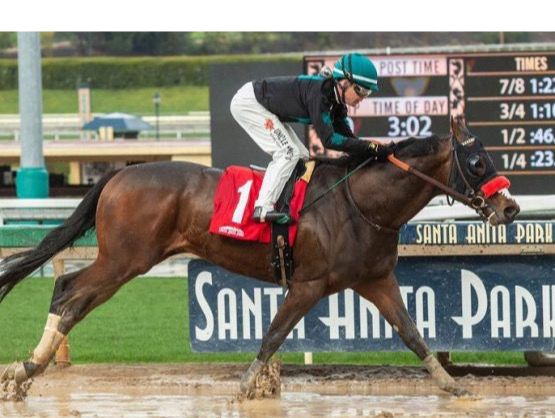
[299,156,400,234]
[300,155,375,214]
[386,154,473,205]
[300,135,495,230]
[386,137,493,219]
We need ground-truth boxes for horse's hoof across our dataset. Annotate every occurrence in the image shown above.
[239,359,264,397]
[442,383,471,397]
[1,362,33,402]
[452,387,472,397]
[13,363,29,385]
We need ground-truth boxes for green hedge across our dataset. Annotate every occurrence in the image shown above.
[0,54,301,90]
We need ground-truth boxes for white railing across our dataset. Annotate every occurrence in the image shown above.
[0,198,81,225]
[413,195,555,221]
[0,195,553,226]
[0,112,210,141]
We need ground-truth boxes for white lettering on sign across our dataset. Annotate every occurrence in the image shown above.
[320,290,356,339]
[193,269,554,344]
[359,297,392,339]
[414,222,555,245]
[416,223,458,245]
[452,269,488,339]
[360,97,448,117]
[194,271,214,342]
[465,224,507,244]
[515,286,539,338]
[375,57,448,76]
[452,270,547,339]
[218,288,237,340]
[195,280,305,342]
[242,289,262,339]
[416,286,436,338]
[542,285,555,338]
[514,223,553,244]
[490,285,511,338]
[320,286,436,340]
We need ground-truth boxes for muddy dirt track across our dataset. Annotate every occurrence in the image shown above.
[2,363,555,417]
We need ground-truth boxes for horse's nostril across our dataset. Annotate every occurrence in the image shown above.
[504,205,519,220]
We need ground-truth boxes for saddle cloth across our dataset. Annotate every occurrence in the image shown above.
[209,165,310,246]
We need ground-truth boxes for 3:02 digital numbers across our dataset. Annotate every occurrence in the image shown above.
[387,116,432,137]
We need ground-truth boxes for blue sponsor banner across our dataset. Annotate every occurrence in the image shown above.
[399,220,555,246]
[189,255,555,352]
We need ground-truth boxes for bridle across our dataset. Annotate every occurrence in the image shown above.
[387,134,510,223]
[446,135,492,220]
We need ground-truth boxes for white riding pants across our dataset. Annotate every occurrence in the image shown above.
[230,82,309,209]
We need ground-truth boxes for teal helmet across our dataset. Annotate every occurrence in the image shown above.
[332,53,379,92]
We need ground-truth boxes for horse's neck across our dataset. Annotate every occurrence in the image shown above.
[350,138,452,229]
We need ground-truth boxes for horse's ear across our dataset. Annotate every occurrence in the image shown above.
[450,116,460,140]
[450,115,469,142]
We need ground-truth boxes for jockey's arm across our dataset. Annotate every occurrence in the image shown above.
[308,87,393,159]
[308,101,368,154]
[312,111,379,156]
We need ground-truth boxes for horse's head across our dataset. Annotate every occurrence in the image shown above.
[449,116,520,225]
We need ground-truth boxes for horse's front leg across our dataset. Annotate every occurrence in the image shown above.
[353,273,470,397]
[240,278,326,398]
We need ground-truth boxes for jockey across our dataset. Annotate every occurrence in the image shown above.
[230,52,396,223]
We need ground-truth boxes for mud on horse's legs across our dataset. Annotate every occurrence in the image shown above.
[240,279,326,398]
[2,257,148,398]
[1,270,83,395]
[354,274,470,397]
[1,269,87,397]
[2,313,66,385]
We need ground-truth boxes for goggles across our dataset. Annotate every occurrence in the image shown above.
[353,83,372,98]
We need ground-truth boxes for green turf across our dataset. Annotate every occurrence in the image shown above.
[0,86,209,115]
[0,277,526,365]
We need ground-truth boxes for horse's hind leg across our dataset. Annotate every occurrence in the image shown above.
[240,279,326,398]
[2,256,143,396]
[353,274,470,397]
[1,269,81,399]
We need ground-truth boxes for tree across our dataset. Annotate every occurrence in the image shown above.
[0,32,16,50]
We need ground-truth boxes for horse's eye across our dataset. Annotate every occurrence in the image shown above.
[467,154,486,176]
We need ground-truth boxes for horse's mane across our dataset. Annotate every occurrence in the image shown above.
[395,134,443,158]
[313,135,444,167]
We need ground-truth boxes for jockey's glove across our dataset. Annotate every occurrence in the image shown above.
[367,141,397,162]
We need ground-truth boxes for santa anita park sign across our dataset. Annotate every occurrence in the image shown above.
[188,221,555,352]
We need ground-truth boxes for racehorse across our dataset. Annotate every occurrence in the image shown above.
[1,116,519,398]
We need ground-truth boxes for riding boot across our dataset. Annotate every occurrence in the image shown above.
[252,207,292,224]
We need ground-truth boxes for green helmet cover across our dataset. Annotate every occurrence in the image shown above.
[332,53,379,92]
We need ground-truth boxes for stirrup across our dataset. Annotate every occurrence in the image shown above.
[252,207,292,224]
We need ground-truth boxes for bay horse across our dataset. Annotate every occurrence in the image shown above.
[1,116,519,399]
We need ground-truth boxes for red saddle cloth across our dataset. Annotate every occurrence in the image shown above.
[209,166,309,246]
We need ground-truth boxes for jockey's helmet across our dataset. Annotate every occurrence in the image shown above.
[332,53,379,92]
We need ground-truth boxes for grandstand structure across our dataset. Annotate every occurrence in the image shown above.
[0,113,211,189]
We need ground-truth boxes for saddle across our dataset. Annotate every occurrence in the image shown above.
[209,160,314,287]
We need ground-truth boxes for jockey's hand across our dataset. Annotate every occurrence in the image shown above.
[366,141,397,161]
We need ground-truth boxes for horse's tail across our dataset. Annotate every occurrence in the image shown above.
[0,169,122,304]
